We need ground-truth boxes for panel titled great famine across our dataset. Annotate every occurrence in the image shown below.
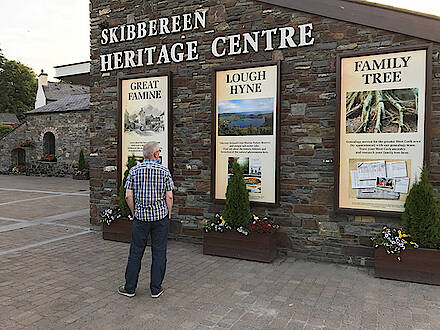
[128,80,161,100]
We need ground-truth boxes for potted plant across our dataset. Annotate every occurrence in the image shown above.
[373,167,440,285]
[20,139,32,147]
[11,165,26,174]
[40,153,57,162]
[102,156,137,243]
[72,150,89,180]
[202,161,279,262]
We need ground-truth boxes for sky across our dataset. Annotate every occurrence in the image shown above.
[219,98,274,114]
[0,0,438,81]
[0,0,89,80]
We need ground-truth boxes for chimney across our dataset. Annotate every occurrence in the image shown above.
[35,69,49,109]
[38,69,48,87]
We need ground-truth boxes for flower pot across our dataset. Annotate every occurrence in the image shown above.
[103,217,133,243]
[203,230,277,263]
[72,172,89,180]
[374,246,440,285]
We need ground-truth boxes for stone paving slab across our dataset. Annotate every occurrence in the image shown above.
[0,220,18,227]
[0,224,85,252]
[0,195,89,220]
[1,232,440,330]
[0,191,52,204]
[0,175,89,193]
[1,175,440,329]
[55,215,93,228]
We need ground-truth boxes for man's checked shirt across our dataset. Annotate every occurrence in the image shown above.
[124,160,174,222]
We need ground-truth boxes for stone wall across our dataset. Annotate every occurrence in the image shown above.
[0,111,90,175]
[89,0,440,266]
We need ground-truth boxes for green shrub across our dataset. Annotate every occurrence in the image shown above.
[402,167,440,249]
[223,161,250,229]
[0,124,13,138]
[78,150,86,171]
[119,155,137,217]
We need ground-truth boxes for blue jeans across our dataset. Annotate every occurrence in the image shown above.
[124,216,170,295]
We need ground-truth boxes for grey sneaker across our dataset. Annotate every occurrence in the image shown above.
[118,285,135,297]
[151,287,164,298]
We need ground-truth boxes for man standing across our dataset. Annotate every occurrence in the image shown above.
[118,141,174,298]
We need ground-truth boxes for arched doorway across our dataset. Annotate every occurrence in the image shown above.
[43,132,55,155]
[11,148,26,167]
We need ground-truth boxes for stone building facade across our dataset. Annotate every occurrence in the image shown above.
[89,0,440,266]
[0,94,90,176]
[0,66,90,176]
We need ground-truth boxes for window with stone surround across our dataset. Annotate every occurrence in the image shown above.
[43,132,55,155]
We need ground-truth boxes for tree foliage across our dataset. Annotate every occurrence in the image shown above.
[119,156,138,217]
[0,49,37,121]
[78,150,86,171]
[402,167,440,249]
[223,161,250,228]
[0,124,13,138]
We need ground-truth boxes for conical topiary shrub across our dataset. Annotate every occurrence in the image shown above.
[119,155,137,217]
[78,150,86,171]
[402,167,440,249]
[223,161,250,229]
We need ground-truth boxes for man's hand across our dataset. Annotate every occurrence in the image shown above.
[125,189,135,216]
[166,190,173,218]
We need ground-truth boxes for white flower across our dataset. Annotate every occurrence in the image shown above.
[236,226,249,235]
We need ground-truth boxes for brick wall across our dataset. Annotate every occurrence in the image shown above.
[89,0,440,266]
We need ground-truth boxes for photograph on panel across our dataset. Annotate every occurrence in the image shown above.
[345,88,418,134]
[218,98,274,136]
[124,104,165,136]
[349,158,410,200]
[228,157,262,194]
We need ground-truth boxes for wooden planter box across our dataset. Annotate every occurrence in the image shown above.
[103,217,132,243]
[102,217,152,245]
[203,230,277,263]
[375,246,440,285]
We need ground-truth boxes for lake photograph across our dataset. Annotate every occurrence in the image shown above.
[218,98,274,136]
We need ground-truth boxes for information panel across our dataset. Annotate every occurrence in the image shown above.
[119,73,172,180]
[337,46,431,214]
[212,62,280,205]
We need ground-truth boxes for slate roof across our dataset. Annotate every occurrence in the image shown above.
[259,0,440,43]
[43,82,89,102]
[0,113,20,124]
[27,93,90,114]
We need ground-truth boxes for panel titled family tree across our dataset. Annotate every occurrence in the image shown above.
[336,46,431,214]
[119,73,172,180]
[212,62,280,205]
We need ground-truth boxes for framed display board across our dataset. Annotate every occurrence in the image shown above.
[118,72,173,184]
[335,45,432,216]
[211,61,281,206]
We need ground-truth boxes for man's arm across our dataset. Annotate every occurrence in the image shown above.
[165,190,173,218]
[125,189,135,216]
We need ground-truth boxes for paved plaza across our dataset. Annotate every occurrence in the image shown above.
[0,175,439,329]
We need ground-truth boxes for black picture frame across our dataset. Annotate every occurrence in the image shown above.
[335,44,432,217]
[210,61,281,207]
[117,72,173,191]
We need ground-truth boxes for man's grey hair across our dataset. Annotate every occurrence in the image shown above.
[143,141,160,159]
